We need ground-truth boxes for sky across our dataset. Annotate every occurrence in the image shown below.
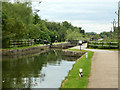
[32,0,119,34]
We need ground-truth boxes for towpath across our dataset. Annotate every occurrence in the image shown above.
[71,43,118,88]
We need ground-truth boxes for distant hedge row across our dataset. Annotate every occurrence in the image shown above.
[87,41,119,49]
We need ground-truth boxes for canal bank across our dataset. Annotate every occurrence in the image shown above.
[2,49,86,61]
[2,42,77,56]
[60,49,94,88]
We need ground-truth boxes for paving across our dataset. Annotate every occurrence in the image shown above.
[71,44,118,88]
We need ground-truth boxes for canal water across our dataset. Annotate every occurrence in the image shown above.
[2,50,76,88]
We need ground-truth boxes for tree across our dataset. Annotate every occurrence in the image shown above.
[2,2,88,48]
[2,2,33,48]
[66,28,84,41]
[33,12,41,24]
[62,21,74,30]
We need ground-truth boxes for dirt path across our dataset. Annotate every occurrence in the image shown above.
[71,44,118,88]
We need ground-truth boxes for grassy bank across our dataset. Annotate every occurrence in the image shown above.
[60,49,94,88]
[2,44,44,50]
[2,42,67,50]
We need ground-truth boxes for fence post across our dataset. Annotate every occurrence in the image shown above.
[20,40,22,47]
[102,42,103,48]
[33,39,34,45]
[17,40,18,47]
[27,40,28,47]
[109,42,111,49]
[28,39,30,46]
[95,41,96,49]
[9,40,10,48]
[31,39,32,46]
[13,40,15,47]
[87,42,89,48]
[25,39,26,47]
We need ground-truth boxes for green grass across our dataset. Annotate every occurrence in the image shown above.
[2,44,44,50]
[2,42,67,50]
[60,49,94,88]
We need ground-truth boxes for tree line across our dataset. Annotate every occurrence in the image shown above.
[2,2,86,48]
[2,2,118,48]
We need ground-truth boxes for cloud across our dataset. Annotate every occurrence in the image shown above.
[70,20,112,33]
[32,0,118,33]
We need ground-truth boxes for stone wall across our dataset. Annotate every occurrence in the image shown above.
[62,50,85,57]
[2,45,49,56]
[51,42,76,49]
[2,49,50,60]
[2,42,72,56]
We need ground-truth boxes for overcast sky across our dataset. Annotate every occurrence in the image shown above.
[32,0,119,34]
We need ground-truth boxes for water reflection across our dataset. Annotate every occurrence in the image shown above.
[2,50,75,88]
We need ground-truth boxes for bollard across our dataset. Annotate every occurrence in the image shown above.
[78,40,82,51]
[86,52,88,59]
[79,68,83,77]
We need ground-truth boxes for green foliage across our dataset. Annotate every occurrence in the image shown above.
[86,32,97,35]
[27,24,40,39]
[99,31,110,39]
[3,2,119,49]
[33,12,41,24]
[2,2,33,48]
[88,41,118,49]
[44,21,67,42]
[2,2,88,48]
[98,30,118,42]
[66,28,84,40]
[62,21,74,30]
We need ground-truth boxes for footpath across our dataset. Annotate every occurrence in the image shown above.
[71,43,118,88]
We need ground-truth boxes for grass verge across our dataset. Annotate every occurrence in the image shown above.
[60,49,94,88]
[2,42,67,50]
[2,44,44,50]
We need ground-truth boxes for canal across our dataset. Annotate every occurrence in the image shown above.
[2,49,78,88]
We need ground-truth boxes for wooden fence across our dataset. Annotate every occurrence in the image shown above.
[9,39,34,48]
[87,41,119,49]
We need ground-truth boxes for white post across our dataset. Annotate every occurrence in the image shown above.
[86,52,88,59]
[79,40,82,51]
[79,68,83,77]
